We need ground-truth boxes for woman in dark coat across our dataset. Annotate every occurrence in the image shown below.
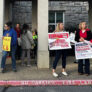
[75,22,92,76]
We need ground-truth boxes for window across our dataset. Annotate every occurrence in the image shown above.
[49,11,64,32]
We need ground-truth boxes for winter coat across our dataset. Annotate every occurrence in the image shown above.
[21,30,34,49]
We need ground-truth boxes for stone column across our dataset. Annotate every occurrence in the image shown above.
[32,0,37,31]
[4,0,10,23]
[37,0,49,68]
[88,1,92,30]
[0,0,5,66]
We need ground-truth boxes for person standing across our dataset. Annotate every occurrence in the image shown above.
[52,23,68,77]
[20,24,34,66]
[75,22,92,76]
[32,31,37,59]
[1,22,17,73]
[15,23,21,60]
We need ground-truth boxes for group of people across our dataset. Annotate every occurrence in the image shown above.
[52,22,92,77]
[1,21,92,78]
[1,22,37,73]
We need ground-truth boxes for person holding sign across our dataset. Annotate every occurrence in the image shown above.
[1,22,17,73]
[52,23,68,77]
[75,22,92,76]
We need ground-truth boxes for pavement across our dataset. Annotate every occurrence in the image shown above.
[0,56,92,80]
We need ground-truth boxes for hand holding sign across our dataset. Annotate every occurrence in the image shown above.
[79,37,85,42]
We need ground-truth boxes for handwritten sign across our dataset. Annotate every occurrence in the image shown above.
[2,37,11,51]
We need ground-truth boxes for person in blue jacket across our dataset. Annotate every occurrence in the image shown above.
[1,22,17,73]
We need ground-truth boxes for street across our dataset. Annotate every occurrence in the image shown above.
[0,86,92,92]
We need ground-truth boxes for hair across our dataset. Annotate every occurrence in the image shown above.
[80,22,87,29]
[34,29,37,35]
[79,23,82,30]
[16,23,20,25]
[55,23,64,32]
[5,22,12,28]
[21,24,29,34]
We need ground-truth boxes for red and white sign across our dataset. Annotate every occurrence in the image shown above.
[75,42,92,60]
[48,32,71,50]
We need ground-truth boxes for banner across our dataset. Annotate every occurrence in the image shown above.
[48,32,71,50]
[75,42,92,60]
[2,37,11,51]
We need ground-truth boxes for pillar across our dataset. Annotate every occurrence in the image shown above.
[32,0,37,31]
[0,0,4,66]
[37,0,49,68]
[88,1,92,30]
[4,0,10,23]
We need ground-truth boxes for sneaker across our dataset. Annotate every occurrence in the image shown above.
[78,73,84,75]
[27,64,31,67]
[62,72,68,76]
[21,63,26,66]
[1,69,5,73]
[53,72,58,77]
[13,69,17,72]
[85,74,90,76]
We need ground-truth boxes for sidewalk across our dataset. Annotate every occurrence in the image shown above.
[0,56,92,80]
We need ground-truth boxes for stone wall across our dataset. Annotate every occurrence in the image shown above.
[12,1,89,30]
[12,1,32,28]
[49,1,89,30]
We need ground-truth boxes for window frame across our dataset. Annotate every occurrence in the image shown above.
[49,11,65,32]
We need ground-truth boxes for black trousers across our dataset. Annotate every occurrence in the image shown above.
[78,59,90,74]
[16,43,21,59]
[53,50,67,69]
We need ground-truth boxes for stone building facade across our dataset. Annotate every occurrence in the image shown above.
[0,0,92,69]
[12,1,89,30]
[12,1,32,28]
[49,1,88,29]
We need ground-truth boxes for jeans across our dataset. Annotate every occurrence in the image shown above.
[1,45,17,69]
[53,50,67,69]
[78,59,90,74]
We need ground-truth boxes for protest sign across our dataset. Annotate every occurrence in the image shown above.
[48,32,71,50]
[75,42,92,60]
[2,37,11,51]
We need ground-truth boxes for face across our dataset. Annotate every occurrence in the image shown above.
[59,23,64,30]
[32,32,35,36]
[4,24,10,30]
[81,22,86,29]
[16,24,20,28]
